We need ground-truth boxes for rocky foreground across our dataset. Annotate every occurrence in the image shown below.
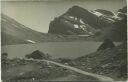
[2,58,101,81]
[2,41,127,81]
[2,51,100,81]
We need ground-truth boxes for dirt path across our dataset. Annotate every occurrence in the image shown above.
[26,59,114,82]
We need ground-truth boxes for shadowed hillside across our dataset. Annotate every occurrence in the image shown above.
[74,41,127,81]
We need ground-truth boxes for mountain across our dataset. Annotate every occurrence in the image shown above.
[48,6,115,35]
[94,9,114,16]
[48,6,127,41]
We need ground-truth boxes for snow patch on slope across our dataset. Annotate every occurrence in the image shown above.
[91,11,103,17]
[26,40,36,43]
[74,24,79,28]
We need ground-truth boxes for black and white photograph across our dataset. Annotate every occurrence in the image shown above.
[1,0,127,81]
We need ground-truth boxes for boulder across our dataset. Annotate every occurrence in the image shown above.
[25,50,51,60]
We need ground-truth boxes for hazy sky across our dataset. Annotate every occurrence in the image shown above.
[1,0,126,33]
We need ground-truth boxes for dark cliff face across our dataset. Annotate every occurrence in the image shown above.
[94,9,114,16]
[48,6,98,35]
[98,6,127,41]
[48,6,114,35]
[66,6,99,29]
[66,6,114,28]
[48,17,96,35]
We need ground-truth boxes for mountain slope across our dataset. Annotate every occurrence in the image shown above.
[1,14,68,45]
[1,33,29,45]
[1,14,46,45]
[2,14,46,42]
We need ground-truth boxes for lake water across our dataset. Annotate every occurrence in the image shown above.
[1,42,121,59]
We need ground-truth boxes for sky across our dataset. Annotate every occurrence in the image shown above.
[1,0,126,33]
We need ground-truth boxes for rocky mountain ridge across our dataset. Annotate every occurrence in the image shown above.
[48,6,127,41]
[48,6,118,35]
